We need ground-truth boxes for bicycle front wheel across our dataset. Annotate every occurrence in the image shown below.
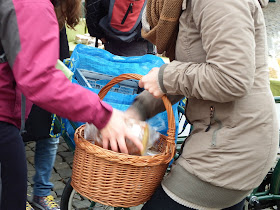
[60,178,112,210]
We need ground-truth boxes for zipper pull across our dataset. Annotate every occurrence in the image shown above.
[121,3,133,24]
[205,106,214,132]
[130,3,133,13]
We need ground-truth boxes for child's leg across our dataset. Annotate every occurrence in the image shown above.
[33,137,59,197]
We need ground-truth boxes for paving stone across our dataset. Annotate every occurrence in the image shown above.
[56,189,64,197]
[58,151,74,159]
[27,141,36,149]
[27,156,35,165]
[25,150,35,158]
[27,189,33,202]
[28,177,34,185]
[57,168,72,179]
[25,145,32,151]
[27,161,35,171]
[60,141,70,149]
[52,180,66,191]
[54,161,71,170]
[72,199,92,209]
[57,145,68,152]
[27,169,35,178]
[64,156,74,167]
[50,173,62,182]
[50,191,57,199]
[55,154,63,162]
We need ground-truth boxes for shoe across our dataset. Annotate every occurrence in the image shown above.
[32,195,60,210]
[26,201,34,210]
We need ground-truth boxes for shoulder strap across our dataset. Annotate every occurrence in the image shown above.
[20,94,27,135]
[0,43,7,63]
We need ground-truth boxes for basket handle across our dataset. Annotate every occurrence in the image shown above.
[98,73,176,145]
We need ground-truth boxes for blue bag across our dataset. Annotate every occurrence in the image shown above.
[63,44,179,145]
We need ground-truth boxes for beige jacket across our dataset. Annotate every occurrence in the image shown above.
[134,0,278,196]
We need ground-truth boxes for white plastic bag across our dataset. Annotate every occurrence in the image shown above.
[84,119,160,156]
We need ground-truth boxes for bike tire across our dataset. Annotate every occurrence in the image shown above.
[60,178,75,210]
[60,178,122,210]
[61,178,99,210]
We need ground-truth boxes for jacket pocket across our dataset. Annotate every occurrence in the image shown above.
[205,106,223,147]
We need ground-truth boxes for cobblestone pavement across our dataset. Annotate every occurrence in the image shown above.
[25,2,280,209]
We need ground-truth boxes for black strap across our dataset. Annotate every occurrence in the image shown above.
[20,94,26,135]
[0,43,7,63]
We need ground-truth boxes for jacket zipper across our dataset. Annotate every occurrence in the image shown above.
[205,106,222,147]
[121,3,133,24]
[205,106,215,132]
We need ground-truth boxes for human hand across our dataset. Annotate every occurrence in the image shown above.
[125,107,142,121]
[139,67,164,98]
[99,109,143,154]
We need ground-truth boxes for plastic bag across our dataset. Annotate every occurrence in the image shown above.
[62,45,179,146]
[84,119,160,156]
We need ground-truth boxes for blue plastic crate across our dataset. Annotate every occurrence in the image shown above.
[74,69,139,95]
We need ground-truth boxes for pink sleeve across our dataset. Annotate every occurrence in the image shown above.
[12,0,112,129]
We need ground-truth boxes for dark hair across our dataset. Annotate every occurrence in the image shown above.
[55,0,82,29]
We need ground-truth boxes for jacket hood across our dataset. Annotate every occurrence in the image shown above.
[258,0,269,8]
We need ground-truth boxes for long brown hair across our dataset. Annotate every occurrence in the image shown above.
[54,0,82,29]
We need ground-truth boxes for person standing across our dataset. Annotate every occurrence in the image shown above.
[0,0,142,209]
[85,0,152,56]
[22,26,70,210]
[126,0,279,209]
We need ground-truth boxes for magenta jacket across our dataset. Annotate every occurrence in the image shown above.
[0,0,112,129]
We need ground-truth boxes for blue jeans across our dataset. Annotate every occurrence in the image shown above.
[33,137,59,197]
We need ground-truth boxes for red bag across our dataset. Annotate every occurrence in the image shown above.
[99,0,147,42]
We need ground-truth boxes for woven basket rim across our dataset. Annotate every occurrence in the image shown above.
[74,124,175,167]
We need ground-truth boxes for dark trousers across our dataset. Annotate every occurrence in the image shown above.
[0,122,27,210]
[142,185,245,210]
[104,39,149,57]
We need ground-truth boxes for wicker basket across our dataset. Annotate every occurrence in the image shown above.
[71,73,176,208]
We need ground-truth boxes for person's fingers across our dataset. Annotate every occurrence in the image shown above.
[117,137,129,154]
[125,128,143,152]
[153,90,164,98]
[102,137,109,150]
[110,137,119,153]
[139,79,144,88]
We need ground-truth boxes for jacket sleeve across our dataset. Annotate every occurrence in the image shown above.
[9,0,112,130]
[85,0,107,39]
[132,91,184,120]
[160,0,256,103]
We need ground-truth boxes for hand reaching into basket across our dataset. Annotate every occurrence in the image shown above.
[139,67,165,99]
[100,108,143,154]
